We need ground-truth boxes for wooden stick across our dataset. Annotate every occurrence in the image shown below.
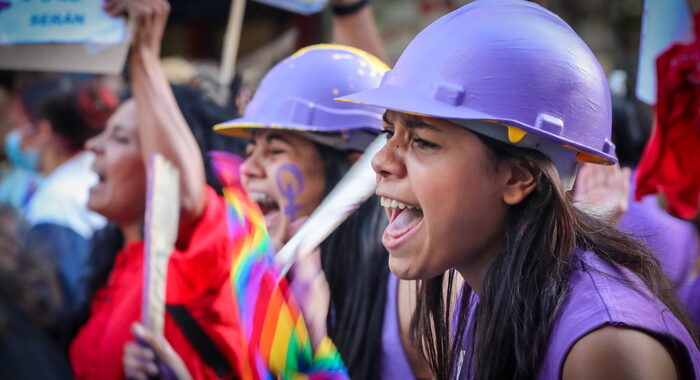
[219,0,247,102]
[142,154,180,335]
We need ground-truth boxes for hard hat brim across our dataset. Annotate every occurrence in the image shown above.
[213,116,348,138]
[337,85,617,165]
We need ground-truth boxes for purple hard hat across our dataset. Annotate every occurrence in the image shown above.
[339,0,616,182]
[215,44,390,152]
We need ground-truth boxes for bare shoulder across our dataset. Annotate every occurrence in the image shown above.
[562,325,679,380]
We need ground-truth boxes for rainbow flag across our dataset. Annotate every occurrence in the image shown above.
[209,151,348,380]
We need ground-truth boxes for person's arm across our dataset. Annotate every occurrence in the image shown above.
[106,0,206,225]
[562,326,680,380]
[331,0,388,63]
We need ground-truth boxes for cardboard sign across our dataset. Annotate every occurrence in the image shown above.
[636,0,694,104]
[0,0,130,74]
[252,0,327,15]
[0,37,131,74]
[142,154,180,335]
[0,0,125,44]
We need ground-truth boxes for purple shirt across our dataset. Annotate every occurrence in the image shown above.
[619,171,698,288]
[455,250,700,379]
[679,275,700,340]
[380,273,416,380]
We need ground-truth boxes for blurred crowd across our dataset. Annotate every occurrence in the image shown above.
[0,0,699,379]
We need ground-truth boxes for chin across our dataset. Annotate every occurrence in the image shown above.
[388,255,423,280]
[86,199,105,217]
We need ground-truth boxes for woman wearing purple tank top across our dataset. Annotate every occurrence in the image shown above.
[340,0,700,379]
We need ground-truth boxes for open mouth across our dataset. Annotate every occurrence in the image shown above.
[380,196,424,249]
[90,165,107,190]
[249,191,281,228]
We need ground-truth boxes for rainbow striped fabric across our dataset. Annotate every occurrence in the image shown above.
[209,151,349,380]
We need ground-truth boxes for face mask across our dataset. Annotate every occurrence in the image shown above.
[5,130,40,171]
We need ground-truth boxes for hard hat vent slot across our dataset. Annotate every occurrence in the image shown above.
[430,82,465,106]
[602,139,614,154]
[536,113,564,136]
[288,98,315,125]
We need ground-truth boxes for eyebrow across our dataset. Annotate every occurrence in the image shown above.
[268,133,291,144]
[247,131,293,145]
[383,111,441,132]
[382,111,391,124]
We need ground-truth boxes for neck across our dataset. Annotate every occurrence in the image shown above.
[41,146,78,175]
[455,238,505,296]
[120,220,143,243]
[456,258,490,296]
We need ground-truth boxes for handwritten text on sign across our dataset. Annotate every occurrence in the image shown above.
[0,0,125,44]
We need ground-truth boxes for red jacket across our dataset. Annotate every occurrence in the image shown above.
[70,187,243,379]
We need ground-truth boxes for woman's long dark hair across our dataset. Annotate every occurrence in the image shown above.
[316,143,390,380]
[411,135,698,380]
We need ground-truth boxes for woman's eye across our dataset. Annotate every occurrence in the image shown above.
[112,135,129,144]
[413,138,438,149]
[380,128,394,139]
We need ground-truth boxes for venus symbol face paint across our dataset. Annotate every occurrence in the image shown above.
[240,130,327,242]
[276,164,304,222]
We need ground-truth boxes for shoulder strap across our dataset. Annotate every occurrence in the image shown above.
[166,304,237,379]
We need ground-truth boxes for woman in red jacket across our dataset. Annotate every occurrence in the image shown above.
[68,0,243,378]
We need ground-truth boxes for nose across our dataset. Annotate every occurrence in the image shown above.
[371,140,406,179]
[240,152,265,182]
[85,133,102,153]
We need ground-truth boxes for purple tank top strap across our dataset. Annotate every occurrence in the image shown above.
[380,273,417,380]
[538,250,700,379]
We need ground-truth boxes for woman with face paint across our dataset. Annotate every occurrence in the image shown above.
[5,78,114,315]
[68,0,245,379]
[215,44,425,380]
[339,1,700,379]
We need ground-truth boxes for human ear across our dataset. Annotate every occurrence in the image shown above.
[502,159,537,205]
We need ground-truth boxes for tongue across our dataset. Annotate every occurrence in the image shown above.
[386,208,422,236]
[264,209,280,228]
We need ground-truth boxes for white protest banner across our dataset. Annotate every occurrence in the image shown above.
[252,0,327,15]
[0,0,125,44]
[0,0,131,74]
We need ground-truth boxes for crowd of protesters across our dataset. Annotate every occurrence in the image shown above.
[0,0,699,379]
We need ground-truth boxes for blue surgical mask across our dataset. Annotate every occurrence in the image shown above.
[5,130,40,171]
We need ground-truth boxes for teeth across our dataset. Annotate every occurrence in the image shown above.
[380,196,420,210]
[249,192,276,206]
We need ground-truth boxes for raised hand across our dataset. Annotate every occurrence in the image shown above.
[104,0,170,57]
[573,163,632,224]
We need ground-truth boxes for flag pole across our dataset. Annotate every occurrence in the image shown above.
[219,0,246,103]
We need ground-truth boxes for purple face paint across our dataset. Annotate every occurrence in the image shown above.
[276,164,304,222]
